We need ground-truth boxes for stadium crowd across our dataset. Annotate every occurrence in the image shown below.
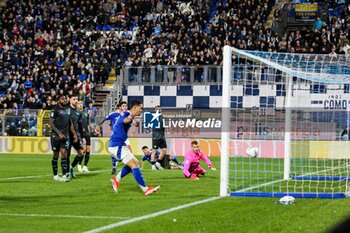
[0,0,349,136]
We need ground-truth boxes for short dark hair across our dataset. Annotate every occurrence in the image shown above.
[130,99,142,108]
[191,140,199,146]
[69,93,78,98]
[142,146,148,150]
[119,101,127,107]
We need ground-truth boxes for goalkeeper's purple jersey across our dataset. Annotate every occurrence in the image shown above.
[183,149,212,177]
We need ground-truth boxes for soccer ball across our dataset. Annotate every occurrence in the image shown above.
[246,147,259,158]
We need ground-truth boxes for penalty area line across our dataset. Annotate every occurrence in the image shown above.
[82,196,222,233]
[0,213,130,220]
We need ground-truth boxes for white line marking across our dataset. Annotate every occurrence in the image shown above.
[0,169,110,181]
[83,196,222,233]
[0,213,129,219]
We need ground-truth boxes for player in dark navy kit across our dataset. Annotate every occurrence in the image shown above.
[110,100,160,195]
[50,94,77,182]
[67,94,85,178]
[151,105,168,170]
[77,100,92,172]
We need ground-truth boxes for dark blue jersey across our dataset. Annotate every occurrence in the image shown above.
[142,150,160,162]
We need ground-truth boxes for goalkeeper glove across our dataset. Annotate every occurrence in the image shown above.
[190,174,199,180]
[209,164,216,171]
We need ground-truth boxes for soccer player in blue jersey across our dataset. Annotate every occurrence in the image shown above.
[100,101,130,174]
[141,146,160,170]
[109,100,160,195]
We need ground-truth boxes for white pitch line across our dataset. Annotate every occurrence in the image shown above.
[0,169,110,181]
[82,196,222,233]
[0,213,129,219]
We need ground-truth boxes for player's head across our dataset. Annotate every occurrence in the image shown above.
[119,101,128,112]
[56,94,67,107]
[155,105,161,112]
[130,100,143,116]
[142,146,149,155]
[191,140,200,153]
[77,100,84,111]
[69,93,78,108]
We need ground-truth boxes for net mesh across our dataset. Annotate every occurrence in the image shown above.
[226,48,350,198]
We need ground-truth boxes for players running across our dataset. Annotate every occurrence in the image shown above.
[183,140,216,180]
[109,100,160,195]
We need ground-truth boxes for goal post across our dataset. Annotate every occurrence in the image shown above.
[221,46,350,198]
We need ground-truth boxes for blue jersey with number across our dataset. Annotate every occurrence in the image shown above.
[142,150,160,162]
[109,111,131,147]
[104,112,120,128]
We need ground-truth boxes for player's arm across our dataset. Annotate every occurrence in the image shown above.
[132,117,141,127]
[123,113,135,124]
[200,151,216,170]
[49,110,65,140]
[70,119,78,143]
[182,153,192,177]
[141,160,145,169]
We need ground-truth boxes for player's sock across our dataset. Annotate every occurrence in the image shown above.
[67,157,70,170]
[132,168,147,192]
[84,152,90,166]
[116,165,132,182]
[61,158,68,175]
[111,156,117,168]
[52,158,58,176]
[71,155,82,168]
[172,156,181,165]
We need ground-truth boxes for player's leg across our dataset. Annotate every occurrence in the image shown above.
[83,145,91,172]
[123,148,160,195]
[155,139,167,169]
[83,136,91,172]
[78,138,86,172]
[151,140,160,170]
[60,146,70,182]
[70,137,84,178]
[171,155,182,166]
[51,136,61,181]
[193,165,206,176]
[111,156,117,174]
[109,146,129,192]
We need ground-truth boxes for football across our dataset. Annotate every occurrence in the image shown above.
[246,147,259,158]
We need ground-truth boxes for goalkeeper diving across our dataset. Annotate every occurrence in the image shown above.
[183,140,216,180]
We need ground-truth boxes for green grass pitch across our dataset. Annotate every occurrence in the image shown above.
[1,153,350,233]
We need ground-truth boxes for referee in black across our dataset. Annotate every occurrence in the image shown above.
[151,105,168,169]
[77,100,92,172]
[67,93,85,178]
[50,94,77,182]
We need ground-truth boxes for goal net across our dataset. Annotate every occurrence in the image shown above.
[220,46,350,198]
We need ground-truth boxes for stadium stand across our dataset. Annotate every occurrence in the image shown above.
[0,0,349,136]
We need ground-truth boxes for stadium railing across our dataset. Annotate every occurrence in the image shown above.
[121,65,223,85]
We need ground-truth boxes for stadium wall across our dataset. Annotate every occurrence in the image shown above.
[0,137,349,159]
[122,84,350,109]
